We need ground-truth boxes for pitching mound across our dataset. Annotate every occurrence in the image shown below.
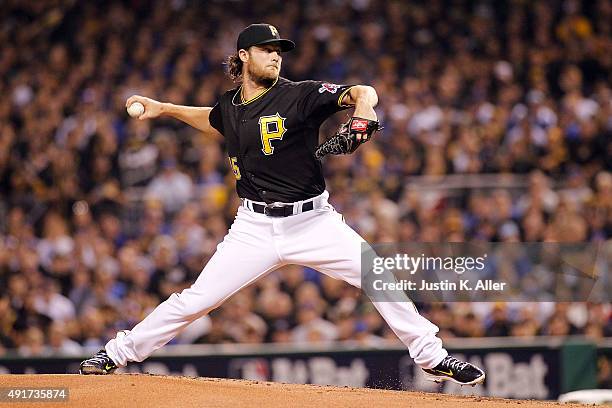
[0,374,591,407]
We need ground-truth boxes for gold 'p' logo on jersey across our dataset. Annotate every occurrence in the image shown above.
[269,25,278,37]
[258,113,286,155]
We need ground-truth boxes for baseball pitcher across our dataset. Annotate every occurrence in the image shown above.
[80,24,485,386]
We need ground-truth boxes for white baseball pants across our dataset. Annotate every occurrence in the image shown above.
[105,192,447,369]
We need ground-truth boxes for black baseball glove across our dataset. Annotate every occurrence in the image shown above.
[315,117,383,159]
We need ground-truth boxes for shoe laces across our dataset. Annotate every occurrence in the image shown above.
[444,356,469,372]
[88,350,112,365]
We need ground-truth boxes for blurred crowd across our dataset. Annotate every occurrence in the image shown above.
[0,0,610,371]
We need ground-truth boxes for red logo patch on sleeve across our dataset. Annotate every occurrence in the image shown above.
[350,119,368,132]
[318,83,341,94]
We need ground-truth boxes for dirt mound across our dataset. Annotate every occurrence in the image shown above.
[0,374,592,408]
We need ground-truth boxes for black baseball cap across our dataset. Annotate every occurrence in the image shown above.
[237,24,295,52]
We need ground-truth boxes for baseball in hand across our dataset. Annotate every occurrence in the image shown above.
[127,102,145,118]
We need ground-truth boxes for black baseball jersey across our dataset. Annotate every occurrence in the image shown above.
[209,77,354,203]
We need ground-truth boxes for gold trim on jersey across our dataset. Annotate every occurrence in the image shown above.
[337,85,356,107]
[232,77,279,106]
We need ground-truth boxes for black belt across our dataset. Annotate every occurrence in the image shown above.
[251,200,314,217]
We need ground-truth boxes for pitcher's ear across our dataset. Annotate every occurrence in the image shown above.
[238,49,249,63]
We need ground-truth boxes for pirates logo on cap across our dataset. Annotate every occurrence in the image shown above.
[269,25,279,37]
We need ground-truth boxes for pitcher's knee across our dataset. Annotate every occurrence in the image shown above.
[169,289,223,318]
[343,272,362,289]
[346,260,365,288]
[326,260,363,289]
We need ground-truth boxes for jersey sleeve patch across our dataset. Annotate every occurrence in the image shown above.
[318,83,341,94]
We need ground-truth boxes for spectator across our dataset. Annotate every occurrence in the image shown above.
[47,321,82,355]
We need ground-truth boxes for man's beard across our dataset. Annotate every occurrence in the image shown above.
[247,64,277,88]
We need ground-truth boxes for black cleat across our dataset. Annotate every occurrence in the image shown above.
[423,355,485,385]
[79,349,118,375]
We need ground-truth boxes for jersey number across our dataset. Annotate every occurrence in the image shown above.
[228,156,241,180]
[258,113,287,155]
